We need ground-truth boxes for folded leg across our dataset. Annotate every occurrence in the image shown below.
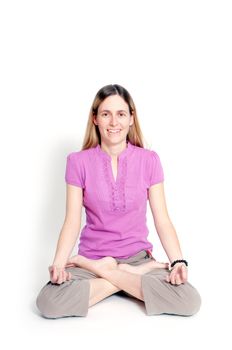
[141,268,202,316]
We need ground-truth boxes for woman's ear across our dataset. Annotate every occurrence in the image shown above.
[93,116,98,126]
[129,113,134,126]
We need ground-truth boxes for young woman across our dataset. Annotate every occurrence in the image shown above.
[36,84,201,318]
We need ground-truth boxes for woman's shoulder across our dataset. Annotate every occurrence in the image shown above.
[66,146,95,162]
[133,144,160,159]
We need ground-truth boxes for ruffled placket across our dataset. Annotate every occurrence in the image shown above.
[95,141,133,213]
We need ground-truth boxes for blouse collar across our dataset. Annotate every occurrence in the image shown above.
[95,141,133,161]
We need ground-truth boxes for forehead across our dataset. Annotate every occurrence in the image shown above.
[98,95,129,111]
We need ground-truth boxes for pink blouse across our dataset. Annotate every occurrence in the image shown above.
[65,141,164,259]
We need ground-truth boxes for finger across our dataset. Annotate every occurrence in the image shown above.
[64,270,69,282]
[63,270,68,282]
[57,269,64,284]
[56,272,61,284]
[181,265,188,282]
[175,274,182,285]
[62,270,66,284]
[166,274,170,283]
[61,270,66,284]
[48,266,53,280]
[181,267,188,283]
[51,266,57,283]
[65,270,71,281]
[170,270,177,285]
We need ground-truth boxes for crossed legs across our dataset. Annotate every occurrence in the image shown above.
[36,255,201,317]
[66,255,169,307]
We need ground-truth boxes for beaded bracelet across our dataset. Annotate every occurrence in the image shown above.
[170,259,188,268]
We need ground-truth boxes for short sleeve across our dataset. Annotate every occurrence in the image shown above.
[148,150,164,187]
[65,153,85,188]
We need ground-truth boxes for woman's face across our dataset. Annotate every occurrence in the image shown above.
[93,95,134,145]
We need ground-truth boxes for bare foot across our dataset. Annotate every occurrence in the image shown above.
[65,254,118,275]
[118,260,169,275]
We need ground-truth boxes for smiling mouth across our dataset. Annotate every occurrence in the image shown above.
[107,129,121,134]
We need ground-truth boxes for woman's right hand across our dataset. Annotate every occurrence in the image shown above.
[48,265,73,284]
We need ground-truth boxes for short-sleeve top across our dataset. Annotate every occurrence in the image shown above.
[65,141,164,259]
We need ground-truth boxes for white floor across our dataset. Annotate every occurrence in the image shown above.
[3,271,229,350]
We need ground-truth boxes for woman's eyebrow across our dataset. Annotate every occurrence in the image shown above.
[100,109,128,113]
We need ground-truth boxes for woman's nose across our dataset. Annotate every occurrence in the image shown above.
[109,115,119,125]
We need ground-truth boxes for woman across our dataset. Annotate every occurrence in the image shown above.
[36,84,201,318]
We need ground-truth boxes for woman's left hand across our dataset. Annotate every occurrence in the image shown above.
[166,263,188,285]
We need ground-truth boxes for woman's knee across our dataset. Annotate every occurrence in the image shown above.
[36,279,90,319]
[141,272,202,316]
[36,283,60,319]
[182,283,202,316]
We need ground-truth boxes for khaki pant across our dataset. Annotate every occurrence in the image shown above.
[36,250,201,318]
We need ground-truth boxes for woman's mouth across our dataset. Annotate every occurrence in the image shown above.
[107,129,121,134]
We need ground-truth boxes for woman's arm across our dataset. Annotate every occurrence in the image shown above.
[52,184,83,267]
[148,182,188,285]
[148,182,183,263]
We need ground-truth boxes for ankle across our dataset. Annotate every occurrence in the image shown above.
[118,263,127,271]
[99,266,119,279]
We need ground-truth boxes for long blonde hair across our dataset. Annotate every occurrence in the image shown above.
[81,84,147,150]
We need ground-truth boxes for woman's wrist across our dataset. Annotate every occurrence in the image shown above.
[52,260,66,268]
[170,259,188,269]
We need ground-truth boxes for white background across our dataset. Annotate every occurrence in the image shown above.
[1,0,231,349]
